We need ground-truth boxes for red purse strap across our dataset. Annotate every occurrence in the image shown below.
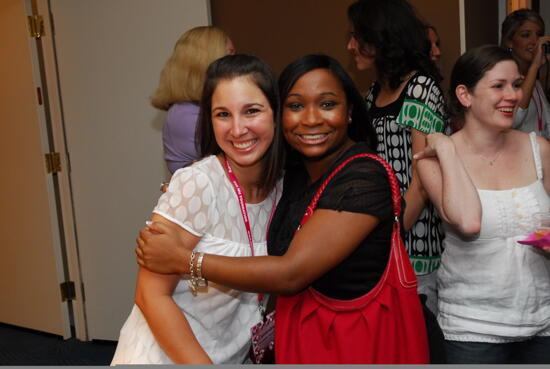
[298,153,401,229]
[298,153,417,289]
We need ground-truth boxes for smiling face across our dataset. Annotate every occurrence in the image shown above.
[463,60,522,130]
[282,68,352,162]
[211,75,274,170]
[506,19,543,65]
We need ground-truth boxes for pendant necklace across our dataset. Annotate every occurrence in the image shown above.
[487,149,502,166]
[464,134,504,166]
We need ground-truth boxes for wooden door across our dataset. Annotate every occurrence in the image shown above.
[0,0,70,338]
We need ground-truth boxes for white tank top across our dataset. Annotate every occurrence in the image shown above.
[438,132,550,343]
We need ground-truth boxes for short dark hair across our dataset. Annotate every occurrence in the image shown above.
[197,54,285,193]
[347,0,441,89]
[278,54,377,151]
[449,45,517,126]
[501,8,545,48]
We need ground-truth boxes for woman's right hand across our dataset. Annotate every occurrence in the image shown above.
[136,215,199,274]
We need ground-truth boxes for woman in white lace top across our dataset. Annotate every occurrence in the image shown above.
[416,45,550,364]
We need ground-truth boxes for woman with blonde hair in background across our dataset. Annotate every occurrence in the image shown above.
[151,26,236,174]
[501,9,550,138]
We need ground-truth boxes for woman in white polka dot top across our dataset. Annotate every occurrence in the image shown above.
[111,55,285,364]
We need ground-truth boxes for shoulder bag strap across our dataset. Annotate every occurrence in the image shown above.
[298,153,417,289]
[298,153,400,228]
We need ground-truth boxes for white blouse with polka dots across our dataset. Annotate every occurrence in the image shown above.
[111,155,282,364]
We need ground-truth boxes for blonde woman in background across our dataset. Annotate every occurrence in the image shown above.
[501,9,550,139]
[151,26,236,174]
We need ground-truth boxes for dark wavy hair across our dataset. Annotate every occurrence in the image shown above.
[278,54,377,157]
[347,0,441,89]
[449,45,517,127]
[197,54,285,193]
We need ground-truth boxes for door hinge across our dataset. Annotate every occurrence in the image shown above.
[27,15,45,39]
[60,281,76,302]
[45,152,61,174]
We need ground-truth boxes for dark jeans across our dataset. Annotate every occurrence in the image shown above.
[419,294,446,364]
[445,336,550,364]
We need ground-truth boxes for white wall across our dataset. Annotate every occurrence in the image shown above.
[50,0,211,340]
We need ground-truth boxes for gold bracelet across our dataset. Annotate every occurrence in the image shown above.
[195,252,208,289]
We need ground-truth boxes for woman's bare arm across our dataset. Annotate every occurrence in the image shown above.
[415,133,481,236]
[402,128,429,231]
[538,135,550,196]
[135,213,211,364]
[138,209,380,295]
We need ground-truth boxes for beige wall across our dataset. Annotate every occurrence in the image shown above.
[211,0,462,93]
[411,0,461,92]
[212,0,365,86]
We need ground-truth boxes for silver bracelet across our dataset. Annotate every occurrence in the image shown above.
[195,252,208,289]
[188,250,197,296]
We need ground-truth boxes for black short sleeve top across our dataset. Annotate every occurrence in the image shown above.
[267,142,395,300]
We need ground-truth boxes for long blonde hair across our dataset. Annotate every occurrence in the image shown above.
[151,26,230,110]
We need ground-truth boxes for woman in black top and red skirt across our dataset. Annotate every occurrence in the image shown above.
[136,54,429,364]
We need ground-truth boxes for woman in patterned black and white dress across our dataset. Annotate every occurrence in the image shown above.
[347,0,446,315]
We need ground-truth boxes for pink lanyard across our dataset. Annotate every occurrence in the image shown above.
[224,156,277,305]
[533,87,543,133]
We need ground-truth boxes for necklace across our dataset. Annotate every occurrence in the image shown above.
[486,149,502,166]
[461,133,504,166]
[475,143,505,166]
